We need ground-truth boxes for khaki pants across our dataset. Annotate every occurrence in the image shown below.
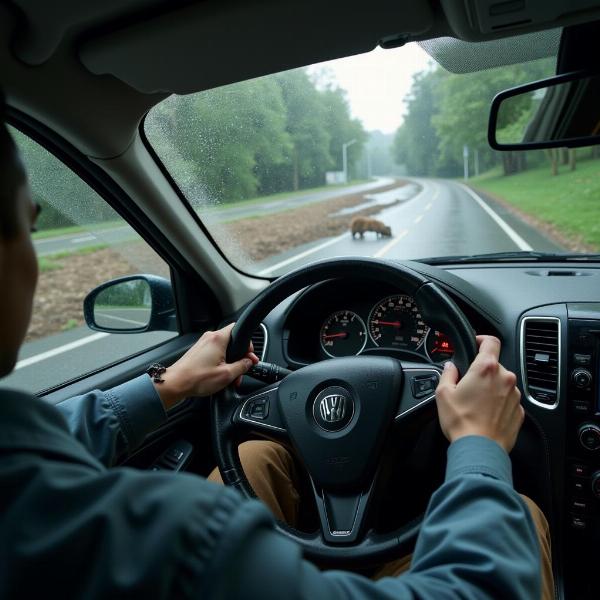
[209,440,554,599]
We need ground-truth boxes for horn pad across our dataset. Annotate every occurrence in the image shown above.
[276,356,402,490]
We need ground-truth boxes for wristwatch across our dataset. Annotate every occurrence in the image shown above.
[146,363,167,383]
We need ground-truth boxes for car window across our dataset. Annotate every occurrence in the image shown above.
[3,126,178,394]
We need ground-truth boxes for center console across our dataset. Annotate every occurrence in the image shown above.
[565,305,600,599]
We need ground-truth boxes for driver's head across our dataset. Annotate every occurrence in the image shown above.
[0,89,38,378]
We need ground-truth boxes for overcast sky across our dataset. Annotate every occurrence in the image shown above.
[310,43,433,135]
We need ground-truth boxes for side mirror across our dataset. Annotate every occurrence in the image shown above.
[83,275,177,333]
[489,71,600,150]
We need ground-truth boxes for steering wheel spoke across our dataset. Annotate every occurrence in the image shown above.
[232,384,288,438]
[395,362,443,421]
[311,479,376,544]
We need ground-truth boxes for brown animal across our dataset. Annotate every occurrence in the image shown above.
[350,216,392,239]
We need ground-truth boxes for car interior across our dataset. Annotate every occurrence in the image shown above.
[4,0,600,597]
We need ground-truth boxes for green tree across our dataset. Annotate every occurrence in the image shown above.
[150,77,292,203]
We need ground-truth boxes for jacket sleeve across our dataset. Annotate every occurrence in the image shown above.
[54,374,167,466]
[212,436,541,600]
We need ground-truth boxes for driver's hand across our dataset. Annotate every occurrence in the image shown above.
[153,323,259,409]
[435,335,524,453]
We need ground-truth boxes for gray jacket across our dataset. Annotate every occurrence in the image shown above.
[0,375,541,598]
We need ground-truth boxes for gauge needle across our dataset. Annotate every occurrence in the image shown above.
[373,320,402,327]
[323,333,348,339]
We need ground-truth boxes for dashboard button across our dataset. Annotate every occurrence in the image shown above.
[572,463,590,477]
[243,396,270,420]
[570,513,588,530]
[572,478,587,495]
[411,375,439,399]
[573,401,591,414]
[571,498,589,513]
[573,353,592,366]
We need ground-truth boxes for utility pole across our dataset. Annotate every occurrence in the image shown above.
[463,145,469,180]
[342,139,357,184]
[474,148,479,177]
[366,149,372,179]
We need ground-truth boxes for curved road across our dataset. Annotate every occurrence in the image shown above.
[255,178,563,276]
[6,177,562,394]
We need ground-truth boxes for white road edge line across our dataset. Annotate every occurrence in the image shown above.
[257,232,351,276]
[458,183,533,251]
[373,230,409,258]
[98,313,147,326]
[15,332,110,370]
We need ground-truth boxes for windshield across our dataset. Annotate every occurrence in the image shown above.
[144,44,600,276]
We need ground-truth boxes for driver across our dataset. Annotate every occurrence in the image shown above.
[0,98,553,598]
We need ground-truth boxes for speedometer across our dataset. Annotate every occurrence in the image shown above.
[320,310,367,358]
[368,294,429,350]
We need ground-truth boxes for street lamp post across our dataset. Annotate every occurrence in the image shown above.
[342,139,357,184]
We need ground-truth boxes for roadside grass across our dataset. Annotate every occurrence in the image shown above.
[470,158,600,250]
[38,244,109,272]
[32,220,123,240]
[205,179,372,212]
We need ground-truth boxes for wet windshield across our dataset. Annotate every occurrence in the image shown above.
[144,43,600,276]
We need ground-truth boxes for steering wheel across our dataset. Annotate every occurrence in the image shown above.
[211,257,476,566]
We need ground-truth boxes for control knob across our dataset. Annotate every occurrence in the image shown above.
[592,472,600,500]
[578,423,600,451]
[572,368,592,389]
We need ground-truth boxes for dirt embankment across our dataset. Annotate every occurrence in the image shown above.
[216,180,407,262]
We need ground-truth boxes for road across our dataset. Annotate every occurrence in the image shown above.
[255,177,563,276]
[8,177,562,394]
[33,178,394,256]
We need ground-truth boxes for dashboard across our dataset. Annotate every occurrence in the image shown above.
[256,261,600,600]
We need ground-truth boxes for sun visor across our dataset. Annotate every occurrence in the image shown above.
[418,28,561,73]
[79,0,434,95]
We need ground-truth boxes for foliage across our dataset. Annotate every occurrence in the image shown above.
[146,68,367,204]
[392,58,556,177]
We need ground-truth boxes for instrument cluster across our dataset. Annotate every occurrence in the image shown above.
[318,294,454,362]
[284,281,457,366]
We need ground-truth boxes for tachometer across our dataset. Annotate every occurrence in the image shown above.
[320,310,367,358]
[368,294,428,350]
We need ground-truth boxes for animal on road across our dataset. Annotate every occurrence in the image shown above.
[350,216,392,239]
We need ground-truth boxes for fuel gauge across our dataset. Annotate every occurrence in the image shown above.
[425,330,455,362]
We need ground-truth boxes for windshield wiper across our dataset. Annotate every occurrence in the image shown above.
[418,251,600,265]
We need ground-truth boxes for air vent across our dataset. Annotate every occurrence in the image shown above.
[251,324,268,361]
[521,317,560,409]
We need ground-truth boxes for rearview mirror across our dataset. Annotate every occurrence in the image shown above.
[489,71,600,150]
[84,275,177,333]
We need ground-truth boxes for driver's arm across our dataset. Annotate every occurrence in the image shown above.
[54,324,257,466]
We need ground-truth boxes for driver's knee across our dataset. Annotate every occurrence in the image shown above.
[520,495,554,600]
[207,441,300,525]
